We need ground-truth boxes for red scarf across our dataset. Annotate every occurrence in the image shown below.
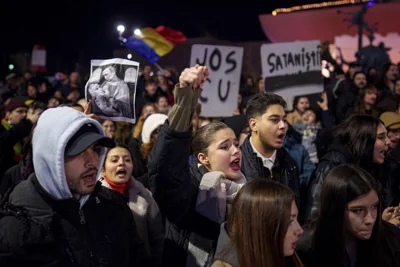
[104,176,131,195]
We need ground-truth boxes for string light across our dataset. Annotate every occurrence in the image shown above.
[272,0,374,15]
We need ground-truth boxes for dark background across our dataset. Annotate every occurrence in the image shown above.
[0,1,325,75]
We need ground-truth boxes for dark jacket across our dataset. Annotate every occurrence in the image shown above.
[148,122,220,267]
[297,220,400,267]
[127,136,151,189]
[0,137,34,198]
[0,161,23,198]
[128,136,147,179]
[380,146,400,207]
[335,90,357,124]
[304,140,356,222]
[0,175,149,267]
[240,135,301,212]
[376,93,399,113]
[0,119,33,180]
[304,139,385,223]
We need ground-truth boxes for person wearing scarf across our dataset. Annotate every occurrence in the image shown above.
[100,144,164,267]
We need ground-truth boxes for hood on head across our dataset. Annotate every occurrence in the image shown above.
[32,107,107,206]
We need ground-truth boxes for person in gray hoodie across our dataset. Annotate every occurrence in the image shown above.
[0,106,149,266]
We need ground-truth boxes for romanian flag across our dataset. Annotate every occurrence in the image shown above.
[124,25,187,63]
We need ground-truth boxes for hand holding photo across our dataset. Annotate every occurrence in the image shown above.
[85,58,140,124]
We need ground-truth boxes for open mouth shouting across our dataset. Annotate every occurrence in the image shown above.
[379,149,388,160]
[116,169,127,178]
[82,169,97,187]
[229,158,241,171]
[277,132,286,144]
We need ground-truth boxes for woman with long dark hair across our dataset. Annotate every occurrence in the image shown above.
[304,115,390,222]
[212,179,304,267]
[298,164,400,267]
[353,84,379,117]
[376,62,398,100]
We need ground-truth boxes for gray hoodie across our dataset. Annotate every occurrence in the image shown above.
[32,106,107,208]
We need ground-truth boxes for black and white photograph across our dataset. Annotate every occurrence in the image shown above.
[85,58,139,123]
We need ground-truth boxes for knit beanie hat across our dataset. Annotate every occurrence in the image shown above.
[5,98,28,112]
[141,113,168,143]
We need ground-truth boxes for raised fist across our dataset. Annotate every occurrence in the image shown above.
[179,64,209,91]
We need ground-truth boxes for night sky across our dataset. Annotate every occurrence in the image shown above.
[1,1,321,74]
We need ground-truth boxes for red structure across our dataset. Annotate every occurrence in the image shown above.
[259,2,400,43]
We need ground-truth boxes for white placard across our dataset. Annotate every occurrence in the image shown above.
[261,40,323,98]
[190,45,243,117]
[85,58,139,123]
[31,50,46,67]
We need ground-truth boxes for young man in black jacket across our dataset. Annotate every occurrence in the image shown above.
[241,93,303,216]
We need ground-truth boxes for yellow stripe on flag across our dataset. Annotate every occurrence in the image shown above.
[139,28,174,57]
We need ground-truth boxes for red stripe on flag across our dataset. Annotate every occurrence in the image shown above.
[155,25,187,46]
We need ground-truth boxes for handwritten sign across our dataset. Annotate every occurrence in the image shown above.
[190,45,243,117]
[261,40,323,98]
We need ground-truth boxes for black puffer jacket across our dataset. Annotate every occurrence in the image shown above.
[0,119,33,180]
[380,146,400,207]
[304,140,356,223]
[240,135,301,210]
[335,90,357,124]
[0,175,149,267]
[297,220,400,267]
